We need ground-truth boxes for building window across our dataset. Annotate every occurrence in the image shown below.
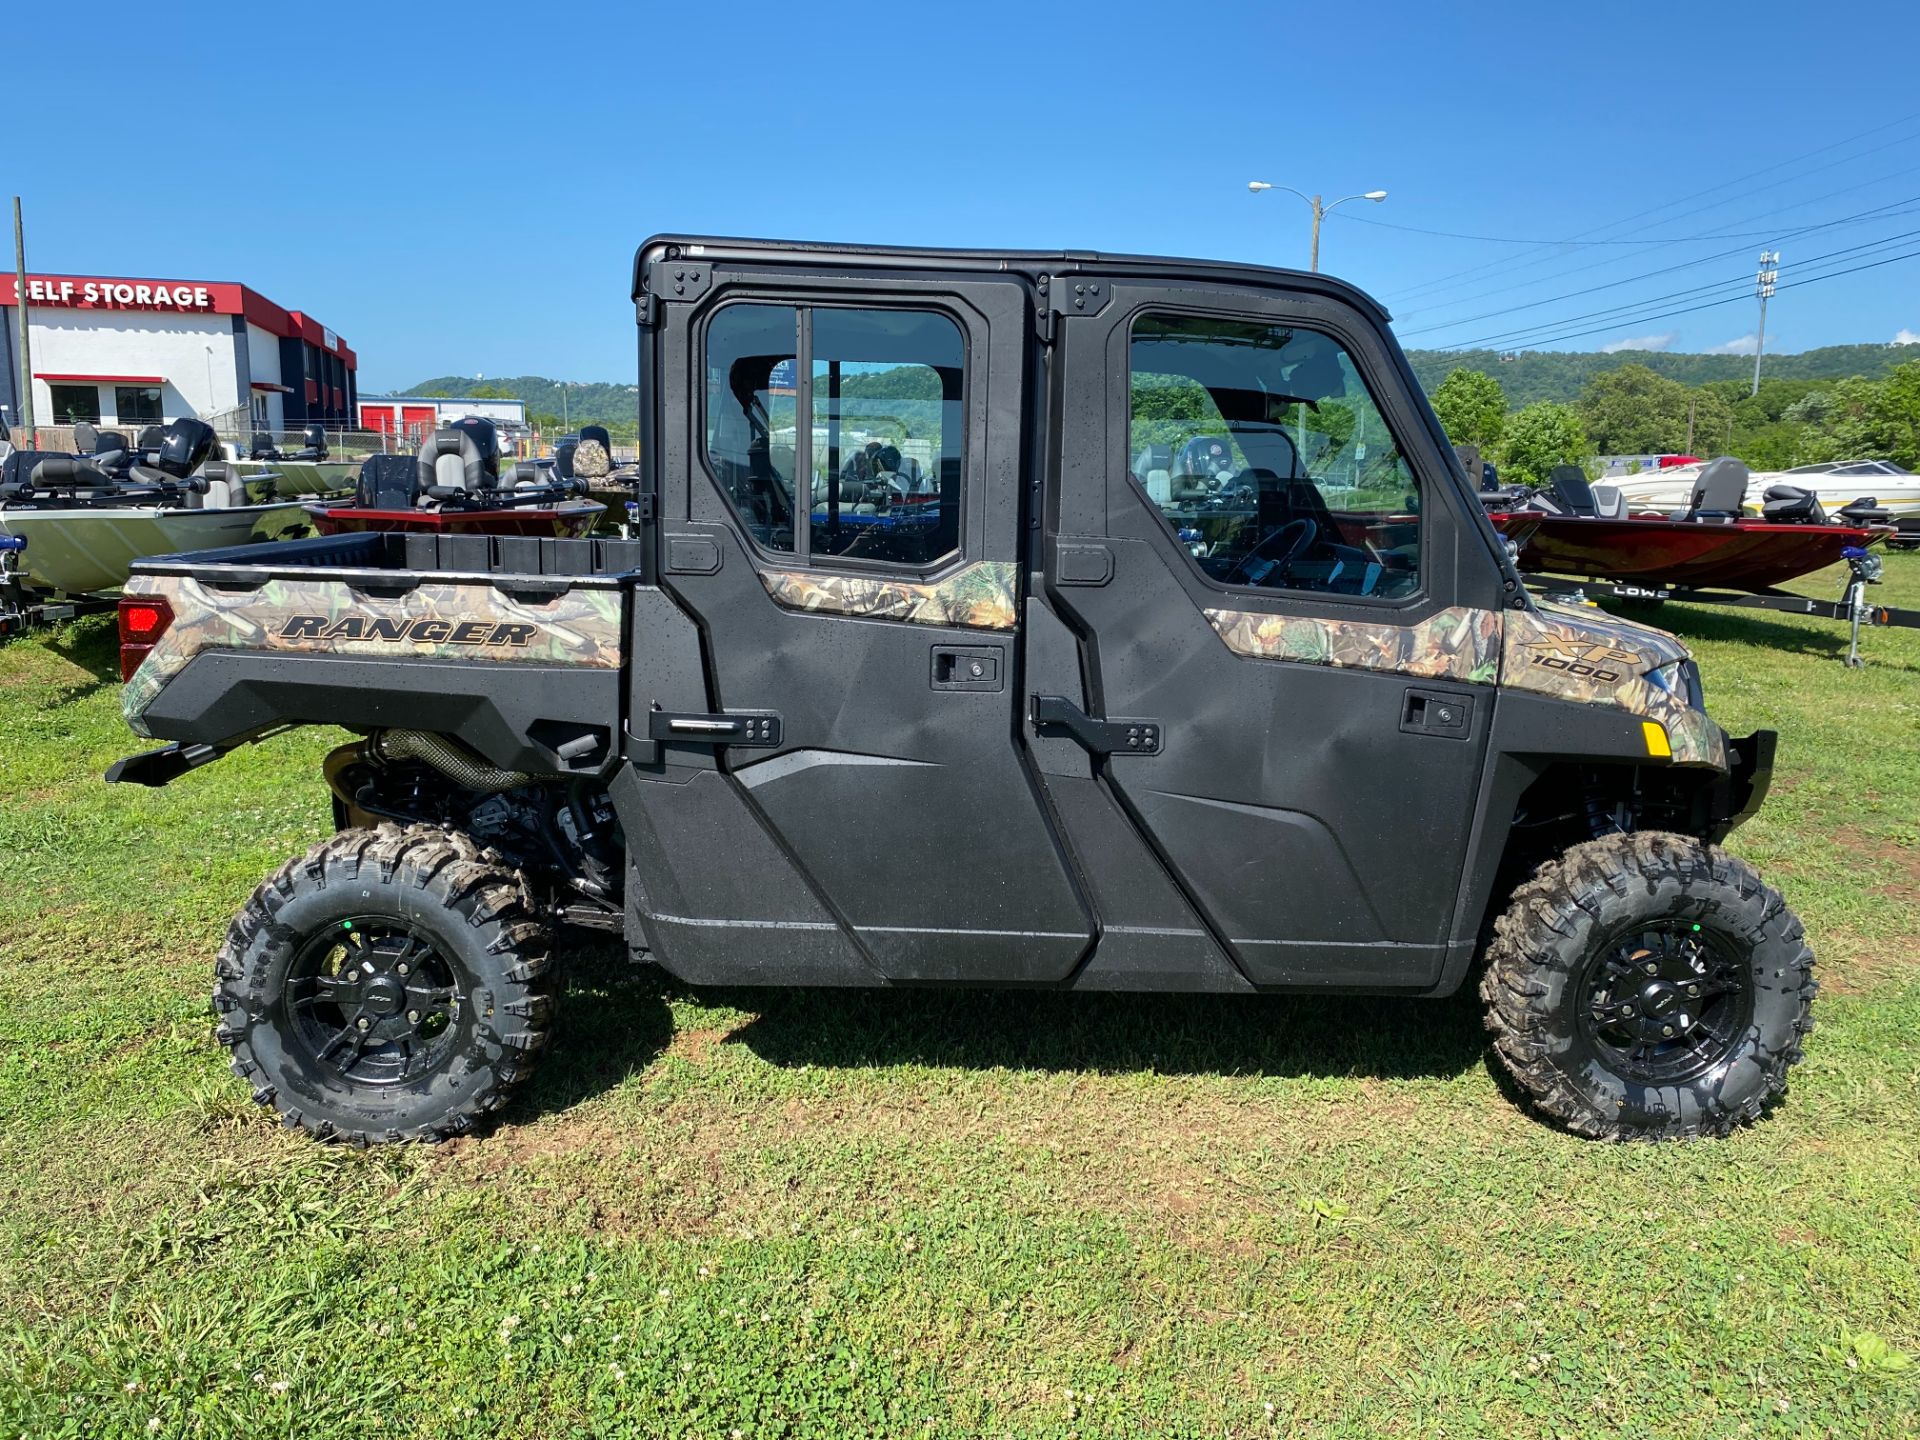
[48,384,101,426]
[114,386,164,425]
[1129,313,1420,600]
[704,303,964,569]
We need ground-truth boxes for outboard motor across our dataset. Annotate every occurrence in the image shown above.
[293,423,329,462]
[151,418,218,480]
[1761,484,1825,525]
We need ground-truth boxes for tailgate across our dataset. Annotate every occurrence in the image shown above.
[118,533,638,777]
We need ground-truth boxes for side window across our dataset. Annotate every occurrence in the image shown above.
[704,303,964,569]
[705,303,800,554]
[1129,313,1420,600]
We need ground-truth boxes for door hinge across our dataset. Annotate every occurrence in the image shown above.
[648,708,782,748]
[1030,695,1161,755]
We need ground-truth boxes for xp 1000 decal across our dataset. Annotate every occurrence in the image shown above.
[120,574,623,736]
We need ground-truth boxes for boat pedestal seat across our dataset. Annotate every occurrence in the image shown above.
[30,456,119,490]
[1762,485,1826,525]
[1836,497,1889,525]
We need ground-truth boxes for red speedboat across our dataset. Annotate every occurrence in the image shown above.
[305,417,607,540]
[1490,459,1888,591]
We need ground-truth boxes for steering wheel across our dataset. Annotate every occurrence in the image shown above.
[1225,517,1318,587]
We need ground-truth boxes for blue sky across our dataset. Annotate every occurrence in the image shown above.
[14,0,1920,388]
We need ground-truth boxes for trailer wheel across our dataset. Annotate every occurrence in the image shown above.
[1480,831,1814,1140]
[213,824,554,1144]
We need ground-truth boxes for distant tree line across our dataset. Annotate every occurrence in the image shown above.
[1426,359,1920,486]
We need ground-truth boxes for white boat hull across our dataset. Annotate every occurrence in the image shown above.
[1606,466,1920,517]
[0,501,312,595]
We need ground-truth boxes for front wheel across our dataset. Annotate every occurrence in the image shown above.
[213,825,555,1144]
[1481,831,1815,1140]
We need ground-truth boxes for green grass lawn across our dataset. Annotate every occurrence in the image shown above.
[2,557,1917,1438]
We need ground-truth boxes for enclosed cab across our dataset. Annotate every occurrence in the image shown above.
[107,237,1806,1147]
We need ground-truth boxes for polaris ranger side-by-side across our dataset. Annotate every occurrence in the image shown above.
[107,237,1810,1144]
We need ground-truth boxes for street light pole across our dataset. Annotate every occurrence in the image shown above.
[1247,181,1388,272]
[1750,250,1780,397]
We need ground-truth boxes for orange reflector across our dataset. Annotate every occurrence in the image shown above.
[1642,721,1672,759]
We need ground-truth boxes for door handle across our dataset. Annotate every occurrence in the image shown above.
[1400,688,1472,738]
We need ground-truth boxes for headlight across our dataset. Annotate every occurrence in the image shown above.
[1647,659,1706,711]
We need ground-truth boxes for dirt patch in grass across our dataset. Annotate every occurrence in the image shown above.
[1811,936,1919,996]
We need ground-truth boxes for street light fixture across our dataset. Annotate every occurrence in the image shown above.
[1247,181,1388,272]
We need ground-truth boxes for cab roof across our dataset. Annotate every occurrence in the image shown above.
[632,233,1392,324]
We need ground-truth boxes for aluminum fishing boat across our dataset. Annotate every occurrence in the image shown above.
[2,420,310,597]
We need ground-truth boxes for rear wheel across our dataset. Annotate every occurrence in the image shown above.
[214,825,554,1144]
[1481,831,1815,1139]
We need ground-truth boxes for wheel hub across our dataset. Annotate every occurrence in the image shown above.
[362,974,407,1015]
[284,922,466,1087]
[1579,921,1752,1084]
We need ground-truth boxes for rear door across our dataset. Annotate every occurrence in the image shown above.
[636,253,1090,984]
[1041,275,1504,989]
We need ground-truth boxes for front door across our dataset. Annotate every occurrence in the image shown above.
[642,260,1089,984]
[1043,279,1504,989]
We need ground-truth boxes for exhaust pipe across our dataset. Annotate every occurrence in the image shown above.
[371,729,530,791]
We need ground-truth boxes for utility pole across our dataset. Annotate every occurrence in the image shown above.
[561,381,569,433]
[11,197,34,442]
[1685,395,1697,454]
[1751,250,1779,397]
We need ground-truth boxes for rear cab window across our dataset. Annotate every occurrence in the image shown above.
[704,304,964,570]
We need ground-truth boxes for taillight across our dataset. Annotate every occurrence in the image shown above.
[118,594,174,681]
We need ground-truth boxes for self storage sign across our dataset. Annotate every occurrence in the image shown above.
[6,276,216,312]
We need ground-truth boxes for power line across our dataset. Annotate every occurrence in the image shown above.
[1332,213,1798,246]
[1396,162,1920,322]
[1435,225,1920,350]
[1396,196,1920,339]
[1432,245,1920,352]
[1382,110,1920,305]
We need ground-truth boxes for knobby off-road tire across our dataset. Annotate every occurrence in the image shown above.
[213,824,555,1144]
[1481,831,1816,1140]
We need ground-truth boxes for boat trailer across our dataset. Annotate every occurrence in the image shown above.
[1530,548,1919,668]
[0,536,118,637]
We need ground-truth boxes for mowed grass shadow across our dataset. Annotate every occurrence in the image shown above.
[39,613,123,699]
[718,981,1489,1084]
[1598,596,1920,672]
[510,941,675,1120]
[506,943,1488,1128]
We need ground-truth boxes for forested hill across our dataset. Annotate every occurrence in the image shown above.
[399,376,640,436]
[1403,344,1914,406]
[401,344,1916,428]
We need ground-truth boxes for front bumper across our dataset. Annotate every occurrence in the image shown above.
[1708,729,1776,840]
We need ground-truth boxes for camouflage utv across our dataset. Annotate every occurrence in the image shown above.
[107,236,1809,1145]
